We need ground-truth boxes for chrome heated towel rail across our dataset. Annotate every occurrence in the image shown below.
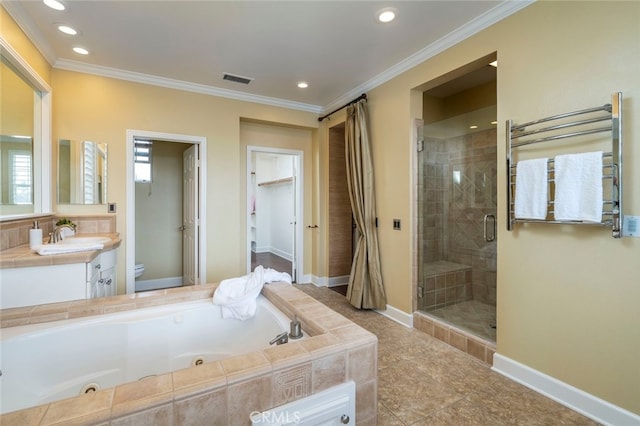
[506,92,623,238]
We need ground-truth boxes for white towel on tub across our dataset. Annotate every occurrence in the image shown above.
[554,151,603,222]
[514,158,549,220]
[212,265,292,320]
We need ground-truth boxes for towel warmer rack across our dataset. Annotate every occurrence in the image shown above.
[506,92,623,237]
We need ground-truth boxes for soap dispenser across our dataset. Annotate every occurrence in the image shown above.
[29,221,42,249]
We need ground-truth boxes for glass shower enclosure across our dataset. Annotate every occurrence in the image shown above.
[417,105,497,342]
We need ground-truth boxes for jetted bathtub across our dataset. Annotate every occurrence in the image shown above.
[0,295,297,414]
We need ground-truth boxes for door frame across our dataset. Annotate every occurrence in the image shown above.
[125,129,207,294]
[246,145,303,281]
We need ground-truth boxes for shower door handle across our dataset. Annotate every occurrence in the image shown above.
[483,214,496,242]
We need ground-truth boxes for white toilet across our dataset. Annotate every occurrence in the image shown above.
[134,264,145,279]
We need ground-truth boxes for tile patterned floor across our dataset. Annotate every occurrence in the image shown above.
[427,300,496,342]
[294,284,599,425]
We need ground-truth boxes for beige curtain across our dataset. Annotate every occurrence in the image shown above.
[345,100,387,310]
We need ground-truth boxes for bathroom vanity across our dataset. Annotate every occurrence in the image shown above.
[0,234,120,310]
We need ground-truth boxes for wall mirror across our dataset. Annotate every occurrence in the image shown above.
[57,140,108,204]
[0,39,52,219]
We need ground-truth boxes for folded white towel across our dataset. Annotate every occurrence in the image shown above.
[34,243,103,255]
[212,265,292,320]
[554,151,603,222]
[514,158,549,220]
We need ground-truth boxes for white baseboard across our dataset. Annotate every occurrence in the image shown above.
[255,247,293,262]
[135,276,182,292]
[299,274,314,284]
[492,353,640,426]
[327,275,349,287]
[376,304,413,328]
[270,247,293,262]
[300,277,413,328]
[304,275,348,287]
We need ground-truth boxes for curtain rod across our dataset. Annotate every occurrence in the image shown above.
[318,93,367,122]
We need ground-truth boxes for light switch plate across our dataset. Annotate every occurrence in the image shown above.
[622,215,639,237]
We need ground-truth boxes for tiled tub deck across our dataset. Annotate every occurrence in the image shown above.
[0,283,378,425]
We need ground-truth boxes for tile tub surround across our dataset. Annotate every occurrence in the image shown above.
[0,283,378,425]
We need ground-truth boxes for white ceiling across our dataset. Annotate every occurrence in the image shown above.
[3,1,530,114]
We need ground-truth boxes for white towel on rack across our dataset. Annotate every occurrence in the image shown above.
[514,158,549,220]
[554,151,603,222]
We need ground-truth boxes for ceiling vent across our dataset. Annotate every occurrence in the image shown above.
[223,73,253,85]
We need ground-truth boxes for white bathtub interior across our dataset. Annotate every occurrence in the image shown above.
[0,295,298,414]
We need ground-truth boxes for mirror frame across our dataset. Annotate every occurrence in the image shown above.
[0,36,52,220]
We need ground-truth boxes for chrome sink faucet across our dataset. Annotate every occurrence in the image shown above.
[49,224,75,244]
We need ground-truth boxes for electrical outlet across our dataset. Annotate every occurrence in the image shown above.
[108,203,116,213]
[393,219,401,230]
[622,215,639,237]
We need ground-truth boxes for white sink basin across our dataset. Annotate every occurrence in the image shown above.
[59,236,112,245]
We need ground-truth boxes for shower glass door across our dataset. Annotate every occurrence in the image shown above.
[417,105,497,342]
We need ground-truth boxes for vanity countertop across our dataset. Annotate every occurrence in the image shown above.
[0,233,121,269]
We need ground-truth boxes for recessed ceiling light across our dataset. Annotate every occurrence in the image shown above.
[43,0,65,11]
[491,120,498,125]
[297,81,309,89]
[73,47,89,55]
[489,60,498,67]
[57,25,77,35]
[377,8,398,23]
[470,125,478,129]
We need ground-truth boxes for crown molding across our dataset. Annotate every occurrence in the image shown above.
[2,1,57,66]
[321,0,535,114]
[5,0,534,115]
[54,59,323,114]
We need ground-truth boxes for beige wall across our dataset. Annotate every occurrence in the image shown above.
[0,7,51,84]
[356,1,639,414]
[52,70,319,291]
[423,80,496,124]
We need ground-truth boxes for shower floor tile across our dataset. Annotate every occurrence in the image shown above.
[428,300,496,342]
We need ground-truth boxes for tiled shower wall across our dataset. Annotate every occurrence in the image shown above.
[418,128,497,306]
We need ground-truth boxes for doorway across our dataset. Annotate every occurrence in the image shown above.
[125,130,207,295]
[246,146,303,282]
[327,121,353,295]
[416,56,497,343]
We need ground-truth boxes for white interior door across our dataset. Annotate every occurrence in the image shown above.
[290,163,298,282]
[182,144,198,285]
